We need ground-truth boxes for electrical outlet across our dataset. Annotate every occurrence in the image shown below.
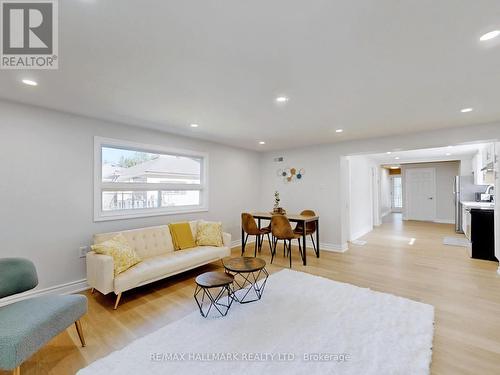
[79,246,89,258]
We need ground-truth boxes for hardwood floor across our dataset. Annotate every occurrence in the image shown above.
[3,214,500,375]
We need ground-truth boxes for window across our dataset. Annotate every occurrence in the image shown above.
[94,137,208,221]
[391,176,403,210]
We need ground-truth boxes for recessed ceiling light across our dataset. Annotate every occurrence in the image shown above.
[395,157,400,160]
[22,79,37,86]
[460,108,473,113]
[386,151,392,155]
[258,141,266,145]
[480,30,500,41]
[275,96,289,103]
[446,153,452,156]
[190,123,199,128]
[335,129,343,133]
[390,166,400,169]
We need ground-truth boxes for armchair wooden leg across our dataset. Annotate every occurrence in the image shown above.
[90,288,95,294]
[74,319,86,347]
[12,366,20,375]
[114,292,122,310]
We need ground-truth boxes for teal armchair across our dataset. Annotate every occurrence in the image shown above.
[0,258,88,375]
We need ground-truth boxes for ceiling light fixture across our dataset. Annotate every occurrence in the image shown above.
[395,157,400,160]
[446,153,452,156]
[335,129,343,133]
[22,79,37,86]
[480,30,500,41]
[190,123,199,128]
[258,141,266,145]
[460,108,473,113]
[275,96,289,103]
[386,151,392,155]
[390,166,400,169]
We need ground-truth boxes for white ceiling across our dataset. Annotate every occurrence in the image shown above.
[370,143,488,165]
[1,1,500,151]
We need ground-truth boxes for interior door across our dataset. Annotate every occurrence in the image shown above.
[405,168,436,221]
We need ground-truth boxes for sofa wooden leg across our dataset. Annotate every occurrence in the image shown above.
[90,288,95,294]
[114,293,122,310]
[75,319,86,347]
[12,366,20,375]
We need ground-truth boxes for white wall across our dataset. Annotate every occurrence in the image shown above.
[348,155,376,240]
[0,100,261,292]
[459,157,474,176]
[261,122,500,250]
[401,161,460,223]
[380,168,392,217]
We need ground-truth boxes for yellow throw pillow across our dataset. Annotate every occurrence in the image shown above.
[196,221,223,247]
[168,222,196,250]
[91,234,142,276]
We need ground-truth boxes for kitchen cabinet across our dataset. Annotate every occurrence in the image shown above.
[472,152,484,185]
[462,205,468,235]
[472,143,495,185]
[482,144,494,166]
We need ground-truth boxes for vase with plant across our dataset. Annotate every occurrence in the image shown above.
[272,191,286,214]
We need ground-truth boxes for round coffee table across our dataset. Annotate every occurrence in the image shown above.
[194,271,234,318]
[223,257,269,304]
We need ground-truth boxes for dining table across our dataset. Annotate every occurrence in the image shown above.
[243,212,320,266]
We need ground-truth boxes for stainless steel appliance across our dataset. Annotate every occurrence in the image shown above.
[453,176,487,233]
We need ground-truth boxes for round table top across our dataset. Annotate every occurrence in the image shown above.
[195,271,234,288]
[223,257,267,273]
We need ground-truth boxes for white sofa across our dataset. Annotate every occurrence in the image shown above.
[86,221,231,309]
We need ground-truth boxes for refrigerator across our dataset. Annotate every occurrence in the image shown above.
[453,176,487,233]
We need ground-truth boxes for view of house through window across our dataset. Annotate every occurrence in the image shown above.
[95,141,207,220]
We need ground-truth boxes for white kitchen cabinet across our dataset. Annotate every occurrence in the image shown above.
[482,144,494,166]
[473,152,484,185]
[462,205,467,234]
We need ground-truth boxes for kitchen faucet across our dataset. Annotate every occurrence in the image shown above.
[485,184,495,195]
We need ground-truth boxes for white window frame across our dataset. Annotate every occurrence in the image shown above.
[94,136,209,222]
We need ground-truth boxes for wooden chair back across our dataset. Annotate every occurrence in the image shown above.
[271,215,295,239]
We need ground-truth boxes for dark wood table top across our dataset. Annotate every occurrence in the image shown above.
[223,257,266,272]
[252,212,319,222]
[195,271,234,288]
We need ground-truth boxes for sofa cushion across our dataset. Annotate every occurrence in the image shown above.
[0,295,87,370]
[91,234,142,276]
[168,222,196,250]
[195,221,223,247]
[114,246,231,293]
[94,225,175,259]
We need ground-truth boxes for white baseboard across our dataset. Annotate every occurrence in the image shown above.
[230,237,256,248]
[0,278,90,307]
[433,219,455,224]
[350,226,373,242]
[231,238,348,253]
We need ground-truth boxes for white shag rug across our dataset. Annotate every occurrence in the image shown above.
[78,269,434,375]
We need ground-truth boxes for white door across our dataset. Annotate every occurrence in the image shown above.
[405,168,436,221]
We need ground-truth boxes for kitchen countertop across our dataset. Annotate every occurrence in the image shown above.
[461,201,495,209]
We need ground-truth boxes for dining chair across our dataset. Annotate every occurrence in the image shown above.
[294,209,318,254]
[241,213,272,257]
[271,215,303,268]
